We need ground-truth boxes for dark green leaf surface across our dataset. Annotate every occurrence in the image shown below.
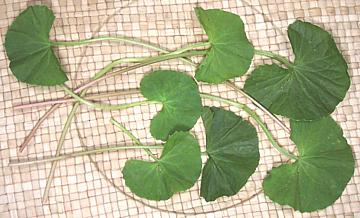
[5,5,68,86]
[244,20,349,120]
[140,70,202,141]
[263,117,354,212]
[200,107,259,201]
[194,7,254,84]
[122,131,202,201]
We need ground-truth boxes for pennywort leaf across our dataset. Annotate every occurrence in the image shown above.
[263,117,354,212]
[5,5,68,86]
[122,131,202,201]
[244,20,350,120]
[194,7,254,84]
[200,107,259,201]
[140,70,202,141]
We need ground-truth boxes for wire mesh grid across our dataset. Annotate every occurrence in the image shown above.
[0,0,359,217]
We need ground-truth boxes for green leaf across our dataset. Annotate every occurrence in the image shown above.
[244,20,349,120]
[140,70,202,141]
[263,117,354,212]
[122,131,202,201]
[194,7,254,84]
[5,5,68,86]
[200,107,259,201]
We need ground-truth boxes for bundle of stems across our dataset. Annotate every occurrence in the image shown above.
[10,35,295,203]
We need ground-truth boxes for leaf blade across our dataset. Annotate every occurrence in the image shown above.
[140,70,202,141]
[122,131,202,201]
[263,117,354,212]
[5,5,68,86]
[244,20,349,120]
[200,107,259,201]
[194,7,254,83]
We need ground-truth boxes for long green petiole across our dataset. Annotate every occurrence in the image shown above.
[13,89,141,110]
[254,49,294,69]
[50,36,170,53]
[93,57,150,79]
[8,144,163,167]
[42,101,81,203]
[75,50,207,93]
[110,118,159,161]
[51,36,208,67]
[61,85,155,111]
[171,41,210,54]
[200,93,298,160]
[225,81,291,134]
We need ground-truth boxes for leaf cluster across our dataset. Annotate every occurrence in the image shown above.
[5,5,355,212]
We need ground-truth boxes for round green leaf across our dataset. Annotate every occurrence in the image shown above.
[200,107,259,201]
[122,131,202,201]
[140,70,202,141]
[5,5,68,86]
[244,20,350,120]
[263,117,354,212]
[194,7,254,84]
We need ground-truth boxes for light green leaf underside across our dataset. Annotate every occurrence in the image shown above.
[244,20,349,120]
[5,5,68,86]
[140,70,202,141]
[263,117,354,212]
[194,7,254,84]
[200,107,259,201]
[122,131,202,201]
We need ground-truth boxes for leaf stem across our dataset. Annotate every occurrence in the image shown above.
[93,57,149,79]
[110,118,159,161]
[171,41,210,54]
[225,81,290,134]
[42,101,81,203]
[61,85,155,111]
[51,36,169,53]
[51,36,208,67]
[13,89,141,110]
[74,50,207,93]
[9,145,163,167]
[254,49,294,68]
[199,93,298,160]
[19,105,59,152]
